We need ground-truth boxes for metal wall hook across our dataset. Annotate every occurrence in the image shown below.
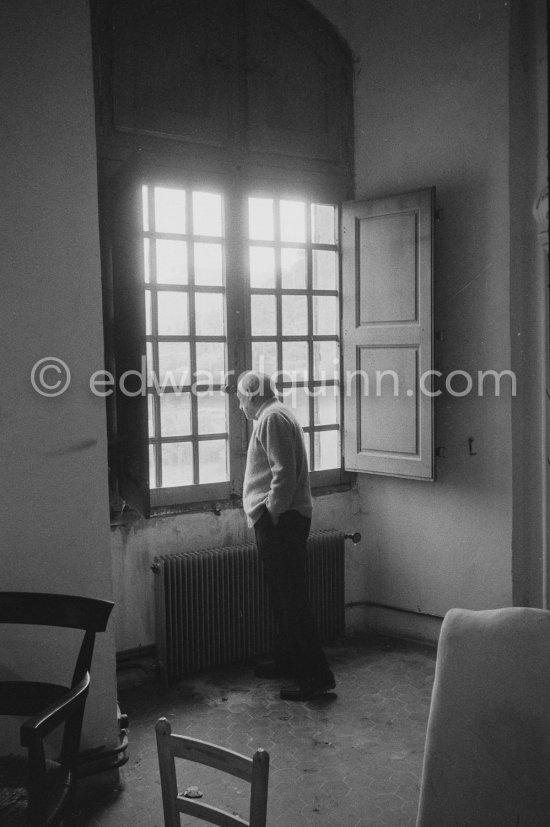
[344,532,362,544]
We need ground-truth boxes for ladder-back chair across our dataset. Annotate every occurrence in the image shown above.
[156,717,269,827]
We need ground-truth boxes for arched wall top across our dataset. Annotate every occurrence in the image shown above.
[93,0,354,190]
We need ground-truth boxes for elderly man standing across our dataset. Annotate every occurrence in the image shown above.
[237,370,335,701]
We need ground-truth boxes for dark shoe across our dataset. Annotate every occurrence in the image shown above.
[279,675,336,701]
[254,659,288,679]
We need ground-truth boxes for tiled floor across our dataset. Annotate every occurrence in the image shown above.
[76,636,436,827]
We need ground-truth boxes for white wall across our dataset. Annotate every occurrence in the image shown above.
[314,0,518,621]
[509,0,549,608]
[0,0,117,749]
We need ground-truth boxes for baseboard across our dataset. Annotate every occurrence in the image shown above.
[75,767,121,810]
[116,644,157,665]
[116,645,158,690]
[345,602,442,646]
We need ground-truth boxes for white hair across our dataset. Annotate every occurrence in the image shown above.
[237,371,277,399]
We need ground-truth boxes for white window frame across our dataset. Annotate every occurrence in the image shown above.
[110,171,351,515]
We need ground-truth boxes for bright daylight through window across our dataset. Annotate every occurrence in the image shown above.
[141,184,341,492]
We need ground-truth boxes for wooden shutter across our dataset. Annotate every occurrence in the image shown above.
[110,0,236,147]
[342,188,435,480]
[244,0,353,168]
[110,177,151,517]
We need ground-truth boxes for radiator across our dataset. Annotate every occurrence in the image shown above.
[153,530,345,682]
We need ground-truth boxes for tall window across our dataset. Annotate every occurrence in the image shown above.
[138,182,342,504]
[143,185,228,490]
[93,0,354,515]
[247,196,340,472]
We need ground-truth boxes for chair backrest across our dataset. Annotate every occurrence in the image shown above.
[0,593,114,826]
[0,592,114,687]
[156,717,269,827]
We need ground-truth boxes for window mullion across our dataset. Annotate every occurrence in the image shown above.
[306,200,315,469]
[187,188,200,486]
[225,184,248,494]
[148,185,163,489]
[273,198,283,382]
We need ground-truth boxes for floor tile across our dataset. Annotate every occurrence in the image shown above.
[75,636,436,827]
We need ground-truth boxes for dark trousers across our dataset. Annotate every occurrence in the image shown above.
[254,509,333,682]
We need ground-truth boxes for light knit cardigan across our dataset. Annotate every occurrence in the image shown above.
[242,398,313,527]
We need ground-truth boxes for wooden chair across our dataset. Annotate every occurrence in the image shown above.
[155,717,269,827]
[0,592,114,826]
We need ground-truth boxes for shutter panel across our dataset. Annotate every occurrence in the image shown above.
[110,177,151,517]
[244,0,353,167]
[342,188,435,480]
[111,0,235,147]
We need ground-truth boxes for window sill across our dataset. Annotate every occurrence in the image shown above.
[110,495,243,527]
[110,478,355,527]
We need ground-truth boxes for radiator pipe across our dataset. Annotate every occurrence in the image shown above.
[151,531,361,574]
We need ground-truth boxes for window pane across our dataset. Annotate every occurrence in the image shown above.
[148,394,156,435]
[199,440,227,483]
[145,289,152,335]
[195,292,224,336]
[282,295,308,336]
[142,186,150,232]
[156,239,188,284]
[282,341,308,378]
[249,246,275,288]
[149,444,156,487]
[194,243,223,286]
[315,430,339,470]
[160,392,192,437]
[157,292,188,335]
[146,342,154,387]
[314,389,339,426]
[161,442,193,487]
[313,250,338,290]
[193,192,222,237]
[251,294,277,336]
[281,248,306,289]
[280,200,306,242]
[285,385,310,427]
[249,198,274,241]
[313,296,339,335]
[143,238,151,283]
[252,342,277,376]
[313,340,339,380]
[195,342,225,378]
[304,437,311,469]
[311,204,336,244]
[197,393,227,434]
[158,343,191,387]
[154,187,186,234]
